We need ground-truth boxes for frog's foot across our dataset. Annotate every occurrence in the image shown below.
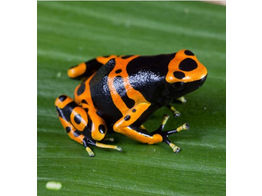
[166,105,180,117]
[153,115,189,153]
[176,96,187,103]
[83,138,122,157]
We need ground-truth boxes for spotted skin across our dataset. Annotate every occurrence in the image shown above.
[55,49,208,156]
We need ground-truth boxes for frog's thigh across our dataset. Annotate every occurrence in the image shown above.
[58,116,85,145]
[113,103,162,144]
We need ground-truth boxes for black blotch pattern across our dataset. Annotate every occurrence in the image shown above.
[74,114,82,124]
[84,108,89,114]
[98,124,106,134]
[124,115,131,121]
[65,126,71,133]
[132,109,136,113]
[173,71,185,79]
[81,99,88,104]
[115,69,122,74]
[179,58,198,71]
[184,50,194,56]
[113,76,135,109]
[126,53,176,103]
[77,83,86,96]
[59,95,67,102]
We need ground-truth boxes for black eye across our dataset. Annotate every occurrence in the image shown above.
[172,82,185,90]
[98,125,106,134]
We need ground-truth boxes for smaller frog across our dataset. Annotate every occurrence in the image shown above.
[55,49,207,156]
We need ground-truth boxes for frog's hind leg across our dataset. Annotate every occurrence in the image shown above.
[68,55,118,80]
[55,95,122,156]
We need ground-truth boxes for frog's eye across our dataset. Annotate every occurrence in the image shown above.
[172,82,185,90]
[98,125,106,134]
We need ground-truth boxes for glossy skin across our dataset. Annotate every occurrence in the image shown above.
[55,49,207,156]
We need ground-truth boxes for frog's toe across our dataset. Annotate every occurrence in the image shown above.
[85,147,95,157]
[168,142,181,153]
[176,96,187,103]
[174,146,181,153]
[173,111,181,117]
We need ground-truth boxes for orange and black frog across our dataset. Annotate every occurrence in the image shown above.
[55,49,207,157]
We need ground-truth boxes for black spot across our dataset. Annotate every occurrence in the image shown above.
[59,95,67,102]
[77,83,85,96]
[81,100,88,104]
[115,69,122,74]
[124,115,131,121]
[173,71,185,79]
[132,109,136,113]
[74,114,82,124]
[98,125,106,134]
[122,55,132,59]
[65,126,71,133]
[179,58,198,71]
[84,108,89,113]
[184,50,194,56]
[113,76,135,109]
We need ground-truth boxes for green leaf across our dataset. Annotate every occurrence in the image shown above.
[38,1,225,196]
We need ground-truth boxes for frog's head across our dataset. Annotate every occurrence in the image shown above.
[165,49,208,99]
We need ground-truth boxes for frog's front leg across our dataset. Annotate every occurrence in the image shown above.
[55,95,122,157]
[113,103,189,153]
[167,96,187,117]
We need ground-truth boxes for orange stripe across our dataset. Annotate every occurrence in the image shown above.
[108,55,150,116]
[74,73,95,107]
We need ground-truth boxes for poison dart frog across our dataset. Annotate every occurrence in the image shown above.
[55,49,207,157]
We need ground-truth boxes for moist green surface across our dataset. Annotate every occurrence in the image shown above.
[37,1,226,195]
